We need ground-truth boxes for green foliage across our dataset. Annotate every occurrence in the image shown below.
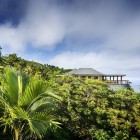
[1,53,140,140]
[55,76,140,140]
[0,67,61,140]
[2,54,69,80]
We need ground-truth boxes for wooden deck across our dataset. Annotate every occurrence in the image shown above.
[106,80,129,85]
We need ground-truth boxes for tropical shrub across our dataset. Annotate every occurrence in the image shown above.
[55,76,140,140]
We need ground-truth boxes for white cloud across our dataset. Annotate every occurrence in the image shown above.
[48,51,140,73]
[0,0,67,53]
[1,0,140,53]
[0,23,26,52]
[48,51,140,79]
[48,51,140,91]
[22,0,66,48]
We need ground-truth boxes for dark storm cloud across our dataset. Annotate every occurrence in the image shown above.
[0,0,28,24]
[124,0,140,9]
[0,0,140,25]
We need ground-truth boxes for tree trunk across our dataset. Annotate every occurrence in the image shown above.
[14,128,19,140]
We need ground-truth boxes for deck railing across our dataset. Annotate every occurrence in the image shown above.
[106,80,129,85]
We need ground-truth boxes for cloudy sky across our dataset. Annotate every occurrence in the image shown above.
[0,0,140,91]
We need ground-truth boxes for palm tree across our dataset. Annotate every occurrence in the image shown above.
[0,67,61,140]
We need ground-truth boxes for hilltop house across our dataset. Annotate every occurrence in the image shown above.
[67,68,130,90]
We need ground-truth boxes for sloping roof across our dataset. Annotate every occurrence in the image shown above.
[104,74,126,77]
[67,68,103,76]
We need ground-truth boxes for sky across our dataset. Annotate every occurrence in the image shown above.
[0,0,140,92]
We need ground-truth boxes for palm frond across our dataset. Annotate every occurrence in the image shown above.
[31,101,55,112]
[18,75,23,99]
[0,67,18,105]
[18,78,47,108]
[28,112,60,139]
[0,68,61,139]
[9,106,29,120]
[41,91,62,101]
[19,72,29,94]
[26,91,61,113]
[0,117,13,133]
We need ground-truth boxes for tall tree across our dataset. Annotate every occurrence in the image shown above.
[0,67,61,140]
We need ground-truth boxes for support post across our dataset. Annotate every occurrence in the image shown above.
[120,76,122,84]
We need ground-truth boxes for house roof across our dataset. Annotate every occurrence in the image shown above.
[67,68,103,76]
[67,68,126,77]
[104,74,126,77]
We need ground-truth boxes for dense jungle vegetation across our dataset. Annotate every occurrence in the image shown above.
[0,54,140,140]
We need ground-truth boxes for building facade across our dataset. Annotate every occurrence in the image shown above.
[67,68,130,90]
